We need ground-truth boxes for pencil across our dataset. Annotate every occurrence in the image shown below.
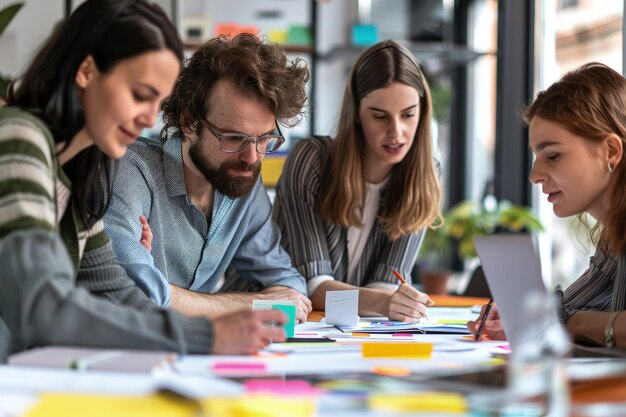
[474,298,494,341]
[392,269,407,284]
[392,269,430,322]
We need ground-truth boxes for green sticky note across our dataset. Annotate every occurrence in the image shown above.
[272,304,296,338]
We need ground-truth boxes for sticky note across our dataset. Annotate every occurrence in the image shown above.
[25,394,196,417]
[362,342,432,359]
[211,361,267,374]
[369,392,467,413]
[437,319,470,325]
[244,379,321,395]
[371,365,412,377]
[202,395,316,417]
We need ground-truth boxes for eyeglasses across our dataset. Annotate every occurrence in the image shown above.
[203,118,285,154]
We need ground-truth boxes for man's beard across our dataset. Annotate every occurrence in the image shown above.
[189,140,261,198]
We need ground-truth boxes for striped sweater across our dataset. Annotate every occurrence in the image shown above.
[0,107,213,362]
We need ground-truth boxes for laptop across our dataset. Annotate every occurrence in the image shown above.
[473,234,548,346]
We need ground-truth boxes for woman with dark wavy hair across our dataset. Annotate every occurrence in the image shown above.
[0,0,286,361]
[469,63,626,349]
[273,40,442,321]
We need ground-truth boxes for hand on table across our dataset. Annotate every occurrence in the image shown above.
[260,285,312,323]
[212,309,287,354]
[388,284,435,322]
[467,304,506,340]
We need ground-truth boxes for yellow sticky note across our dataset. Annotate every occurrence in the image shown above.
[369,392,467,414]
[362,342,432,359]
[202,395,316,417]
[437,319,469,325]
[25,393,197,417]
[371,365,412,377]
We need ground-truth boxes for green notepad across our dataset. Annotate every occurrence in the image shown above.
[252,300,296,338]
[272,304,296,338]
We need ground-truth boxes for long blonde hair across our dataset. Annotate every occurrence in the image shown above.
[318,40,442,240]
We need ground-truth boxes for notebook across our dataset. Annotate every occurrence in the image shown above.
[473,234,548,345]
[8,346,175,373]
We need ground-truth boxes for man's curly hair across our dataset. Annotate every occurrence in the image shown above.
[160,34,310,140]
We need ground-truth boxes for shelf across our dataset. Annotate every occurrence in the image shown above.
[183,40,313,55]
[319,41,492,67]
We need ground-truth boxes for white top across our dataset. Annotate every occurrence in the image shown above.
[346,179,389,283]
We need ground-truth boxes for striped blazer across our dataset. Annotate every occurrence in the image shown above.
[272,136,425,289]
[562,248,626,321]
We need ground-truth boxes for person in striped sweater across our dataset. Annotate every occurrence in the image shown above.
[273,40,443,322]
[468,63,626,349]
[0,0,286,362]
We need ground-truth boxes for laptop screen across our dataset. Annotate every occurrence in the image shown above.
[473,234,548,346]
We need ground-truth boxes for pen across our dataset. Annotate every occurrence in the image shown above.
[474,298,494,341]
[392,269,429,322]
[392,269,407,284]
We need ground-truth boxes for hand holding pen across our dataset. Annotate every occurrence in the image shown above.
[388,269,434,322]
[467,298,506,341]
[474,298,493,340]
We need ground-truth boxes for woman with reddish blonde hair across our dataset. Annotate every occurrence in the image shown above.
[468,63,626,348]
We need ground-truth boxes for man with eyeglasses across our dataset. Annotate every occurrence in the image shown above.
[103,34,312,323]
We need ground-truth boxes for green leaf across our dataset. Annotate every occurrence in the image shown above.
[0,3,23,37]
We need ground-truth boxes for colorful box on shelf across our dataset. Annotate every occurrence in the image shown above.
[269,29,288,44]
[287,25,311,45]
[351,24,378,46]
[214,22,260,38]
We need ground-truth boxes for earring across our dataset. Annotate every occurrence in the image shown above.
[608,162,614,174]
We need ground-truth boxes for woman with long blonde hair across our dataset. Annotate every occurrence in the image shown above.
[273,40,442,321]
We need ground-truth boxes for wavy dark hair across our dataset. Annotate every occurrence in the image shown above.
[524,62,626,256]
[160,33,309,141]
[8,0,183,228]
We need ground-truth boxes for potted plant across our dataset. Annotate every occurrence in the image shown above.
[417,199,544,294]
[0,3,24,99]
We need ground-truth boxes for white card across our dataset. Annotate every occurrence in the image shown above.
[252,299,295,310]
[325,290,359,326]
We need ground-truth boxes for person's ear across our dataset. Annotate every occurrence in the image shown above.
[606,133,623,170]
[75,55,97,89]
[180,113,196,141]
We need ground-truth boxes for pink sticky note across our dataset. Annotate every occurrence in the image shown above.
[211,361,267,374]
[392,333,414,337]
[244,379,321,395]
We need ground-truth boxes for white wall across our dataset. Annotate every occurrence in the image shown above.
[0,0,64,78]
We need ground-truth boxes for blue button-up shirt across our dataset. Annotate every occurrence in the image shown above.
[104,136,307,307]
